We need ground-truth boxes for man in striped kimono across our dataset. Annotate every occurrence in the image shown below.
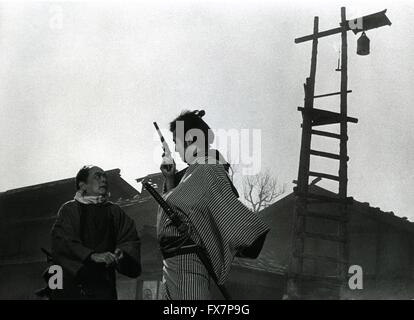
[157,110,270,300]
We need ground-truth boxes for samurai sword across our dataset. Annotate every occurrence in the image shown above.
[143,182,188,234]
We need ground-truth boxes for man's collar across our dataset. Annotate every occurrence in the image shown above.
[74,191,109,204]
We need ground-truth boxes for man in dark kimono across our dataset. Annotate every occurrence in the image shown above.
[50,165,141,300]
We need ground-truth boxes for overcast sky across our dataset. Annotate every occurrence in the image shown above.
[1,0,413,219]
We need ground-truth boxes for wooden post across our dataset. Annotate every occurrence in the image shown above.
[338,6,350,287]
[287,16,319,299]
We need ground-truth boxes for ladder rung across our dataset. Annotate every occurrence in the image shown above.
[313,90,352,99]
[292,177,322,185]
[311,130,346,140]
[290,272,344,284]
[310,149,348,161]
[294,189,353,204]
[298,232,345,243]
[298,107,358,126]
[299,210,347,222]
[295,252,347,265]
[309,171,340,181]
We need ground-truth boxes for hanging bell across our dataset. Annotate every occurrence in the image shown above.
[357,31,370,56]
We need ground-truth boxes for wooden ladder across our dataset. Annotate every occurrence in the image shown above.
[287,8,358,299]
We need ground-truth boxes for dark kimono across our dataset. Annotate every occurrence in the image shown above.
[50,200,141,300]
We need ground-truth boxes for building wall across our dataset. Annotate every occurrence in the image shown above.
[225,267,286,300]
[260,194,414,299]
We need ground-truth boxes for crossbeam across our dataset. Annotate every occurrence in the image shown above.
[295,9,391,44]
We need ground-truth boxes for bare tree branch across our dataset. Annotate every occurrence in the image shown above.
[242,170,285,213]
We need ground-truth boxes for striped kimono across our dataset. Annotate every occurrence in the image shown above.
[157,156,270,300]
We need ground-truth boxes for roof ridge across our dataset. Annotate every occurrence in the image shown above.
[2,168,121,195]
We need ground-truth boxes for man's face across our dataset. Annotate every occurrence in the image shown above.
[83,167,108,196]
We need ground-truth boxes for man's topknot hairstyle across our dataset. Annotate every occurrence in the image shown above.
[169,109,214,146]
